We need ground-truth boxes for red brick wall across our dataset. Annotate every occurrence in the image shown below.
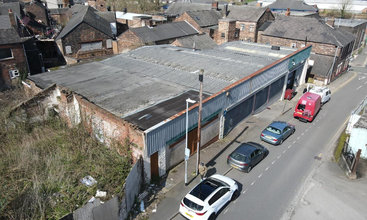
[215,19,237,45]
[174,12,203,34]
[60,22,114,59]
[236,21,257,42]
[116,30,144,53]
[0,43,28,90]
[259,35,337,56]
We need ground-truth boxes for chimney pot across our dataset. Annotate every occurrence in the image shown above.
[212,1,218,11]
[285,8,291,16]
[9,9,13,13]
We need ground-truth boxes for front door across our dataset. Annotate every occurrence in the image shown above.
[150,151,159,180]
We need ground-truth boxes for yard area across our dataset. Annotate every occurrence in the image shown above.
[0,87,131,220]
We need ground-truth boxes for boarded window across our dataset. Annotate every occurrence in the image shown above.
[0,48,13,60]
[250,25,254,32]
[106,39,112,49]
[65,46,72,54]
[81,41,102,51]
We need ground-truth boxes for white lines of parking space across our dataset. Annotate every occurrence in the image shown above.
[356,73,367,90]
[222,111,326,215]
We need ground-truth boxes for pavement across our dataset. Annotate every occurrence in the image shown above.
[138,47,367,220]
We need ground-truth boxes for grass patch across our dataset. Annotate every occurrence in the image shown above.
[334,131,349,162]
[0,88,132,219]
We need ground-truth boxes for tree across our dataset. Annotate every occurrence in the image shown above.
[339,0,353,18]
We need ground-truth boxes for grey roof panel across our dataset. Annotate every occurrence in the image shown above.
[131,21,199,43]
[268,0,318,11]
[175,34,218,50]
[262,16,356,46]
[309,53,334,77]
[56,6,113,40]
[0,2,25,17]
[226,6,267,21]
[186,10,222,27]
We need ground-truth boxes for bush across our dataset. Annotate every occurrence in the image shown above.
[334,131,349,162]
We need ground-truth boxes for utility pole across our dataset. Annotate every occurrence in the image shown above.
[196,69,204,175]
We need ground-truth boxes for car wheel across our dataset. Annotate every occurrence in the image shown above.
[231,190,239,201]
[208,213,216,220]
[279,138,283,145]
[292,129,295,134]
[247,165,252,173]
[264,151,269,158]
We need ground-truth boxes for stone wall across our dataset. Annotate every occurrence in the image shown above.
[116,30,144,53]
[215,19,237,45]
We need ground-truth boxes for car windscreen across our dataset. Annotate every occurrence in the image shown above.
[230,151,247,162]
[266,126,281,135]
[183,197,203,211]
[297,104,306,111]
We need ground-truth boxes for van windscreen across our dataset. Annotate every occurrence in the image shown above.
[297,104,306,111]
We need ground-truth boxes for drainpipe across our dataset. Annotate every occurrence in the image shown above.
[328,46,339,84]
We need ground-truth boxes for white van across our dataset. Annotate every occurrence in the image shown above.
[308,85,331,104]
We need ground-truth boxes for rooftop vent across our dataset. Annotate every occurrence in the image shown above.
[271,46,280,50]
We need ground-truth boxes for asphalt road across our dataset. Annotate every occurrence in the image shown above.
[173,71,367,220]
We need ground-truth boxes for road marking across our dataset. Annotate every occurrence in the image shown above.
[283,150,286,153]
[288,145,291,148]
[265,166,269,171]
[272,160,276,164]
[243,189,248,194]
[302,133,304,135]
[306,129,308,132]
[316,120,319,122]
[364,81,367,85]
[251,181,256,185]
[293,141,296,144]
[309,126,312,129]
[278,155,281,159]
[313,123,315,125]
[258,173,263,178]
[319,153,322,157]
[224,209,229,214]
[359,76,366,80]
[297,137,300,139]
[356,85,363,90]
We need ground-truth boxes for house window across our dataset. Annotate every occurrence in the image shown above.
[234,30,239,38]
[221,33,225,38]
[65,46,72,54]
[241,24,245,31]
[106,39,112,49]
[250,25,254,32]
[81,41,102,52]
[291,43,296,48]
[0,48,13,60]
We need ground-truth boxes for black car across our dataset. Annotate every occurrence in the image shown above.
[227,142,269,173]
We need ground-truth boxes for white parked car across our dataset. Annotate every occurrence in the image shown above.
[179,174,239,220]
[308,85,331,104]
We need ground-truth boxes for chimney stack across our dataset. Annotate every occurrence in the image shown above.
[285,8,290,16]
[326,17,335,27]
[212,1,218,11]
[8,9,17,30]
[224,4,228,17]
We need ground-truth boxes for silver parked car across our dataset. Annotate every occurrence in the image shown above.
[260,121,295,145]
[227,142,269,173]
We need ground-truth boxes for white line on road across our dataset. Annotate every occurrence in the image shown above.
[302,133,304,135]
[258,173,263,178]
[288,145,291,148]
[313,123,315,125]
[306,129,308,132]
[265,166,269,171]
[316,120,319,122]
[293,141,296,144]
[356,85,363,90]
[224,209,229,214]
[297,137,300,139]
[272,160,276,164]
[364,81,367,85]
[283,150,286,153]
[278,155,281,159]
[309,126,312,129]
[243,189,248,194]
[251,181,256,185]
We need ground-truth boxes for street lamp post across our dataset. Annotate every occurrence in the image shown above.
[185,98,196,186]
[196,70,204,175]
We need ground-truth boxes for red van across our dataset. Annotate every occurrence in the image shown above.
[293,92,321,122]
